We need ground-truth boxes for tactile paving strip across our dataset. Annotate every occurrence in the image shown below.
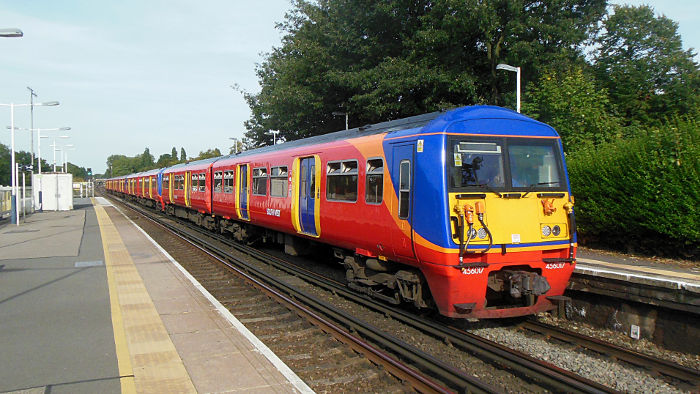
[94,202,196,394]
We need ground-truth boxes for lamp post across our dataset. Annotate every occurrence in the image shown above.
[1,100,60,225]
[51,135,70,172]
[27,87,37,172]
[7,126,71,174]
[229,137,239,154]
[332,111,349,130]
[62,145,75,173]
[268,130,279,146]
[496,63,521,113]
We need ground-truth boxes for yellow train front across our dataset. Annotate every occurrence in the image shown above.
[402,106,576,319]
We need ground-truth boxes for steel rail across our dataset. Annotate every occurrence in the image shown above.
[112,196,496,394]
[520,320,700,391]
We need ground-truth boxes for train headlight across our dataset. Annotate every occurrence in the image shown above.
[467,228,477,240]
[552,225,561,236]
[542,225,552,237]
[477,228,487,239]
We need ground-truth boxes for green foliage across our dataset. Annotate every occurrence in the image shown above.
[193,148,222,161]
[244,0,606,145]
[592,5,700,127]
[523,65,623,151]
[568,117,699,258]
[105,146,224,177]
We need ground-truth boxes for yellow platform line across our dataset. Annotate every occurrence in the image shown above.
[93,199,196,393]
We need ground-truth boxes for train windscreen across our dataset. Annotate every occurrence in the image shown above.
[448,138,564,191]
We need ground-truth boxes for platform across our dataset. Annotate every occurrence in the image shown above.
[0,198,311,393]
[574,249,700,313]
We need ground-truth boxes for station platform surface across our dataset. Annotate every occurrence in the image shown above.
[576,248,700,294]
[0,198,311,394]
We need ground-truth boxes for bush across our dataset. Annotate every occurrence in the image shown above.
[567,117,699,258]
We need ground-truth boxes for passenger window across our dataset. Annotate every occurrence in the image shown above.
[224,171,234,193]
[270,166,288,197]
[365,158,383,204]
[252,167,268,196]
[164,176,169,190]
[326,160,358,202]
[199,174,206,192]
[214,172,223,193]
[398,160,410,219]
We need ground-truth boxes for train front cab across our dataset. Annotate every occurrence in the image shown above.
[409,108,576,319]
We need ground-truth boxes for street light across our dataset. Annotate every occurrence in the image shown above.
[62,145,75,173]
[268,130,279,146]
[332,111,349,130]
[496,63,521,113]
[7,126,71,174]
[229,137,240,154]
[51,135,70,172]
[0,28,23,38]
[0,100,60,225]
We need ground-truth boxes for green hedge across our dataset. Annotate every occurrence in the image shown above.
[567,117,699,259]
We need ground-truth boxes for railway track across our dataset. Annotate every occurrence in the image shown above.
[105,193,698,392]
[517,320,700,392]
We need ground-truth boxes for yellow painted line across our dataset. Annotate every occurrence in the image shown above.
[92,198,196,393]
[578,258,700,281]
[93,198,136,394]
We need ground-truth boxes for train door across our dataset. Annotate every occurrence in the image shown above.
[298,156,320,236]
[237,164,249,220]
[185,171,191,207]
[391,144,416,259]
[168,175,174,203]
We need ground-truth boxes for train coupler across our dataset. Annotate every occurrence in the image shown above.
[488,270,551,306]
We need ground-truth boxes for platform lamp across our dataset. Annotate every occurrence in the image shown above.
[496,63,521,113]
[268,130,279,146]
[7,126,71,174]
[62,145,75,173]
[1,100,60,225]
[51,135,70,172]
[0,28,23,38]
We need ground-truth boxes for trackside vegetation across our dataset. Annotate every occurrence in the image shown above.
[567,117,699,258]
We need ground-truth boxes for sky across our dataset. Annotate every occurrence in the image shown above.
[1,1,698,174]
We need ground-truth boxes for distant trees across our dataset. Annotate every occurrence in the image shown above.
[105,146,227,177]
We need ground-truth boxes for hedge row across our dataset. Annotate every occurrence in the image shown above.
[567,117,699,259]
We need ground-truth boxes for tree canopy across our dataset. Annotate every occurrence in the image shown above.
[592,5,700,126]
[243,0,607,145]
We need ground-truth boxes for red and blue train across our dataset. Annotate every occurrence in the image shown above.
[105,105,577,319]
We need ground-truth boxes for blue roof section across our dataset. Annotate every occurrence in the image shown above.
[411,105,559,138]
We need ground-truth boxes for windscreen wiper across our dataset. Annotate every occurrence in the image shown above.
[522,181,560,197]
[475,183,502,198]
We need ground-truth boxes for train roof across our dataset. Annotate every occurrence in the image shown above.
[221,105,556,160]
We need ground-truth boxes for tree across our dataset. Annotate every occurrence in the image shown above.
[243,0,606,145]
[140,147,155,169]
[592,5,700,126]
[193,148,222,161]
[523,65,622,151]
[171,147,178,160]
[180,147,187,162]
[156,153,175,168]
